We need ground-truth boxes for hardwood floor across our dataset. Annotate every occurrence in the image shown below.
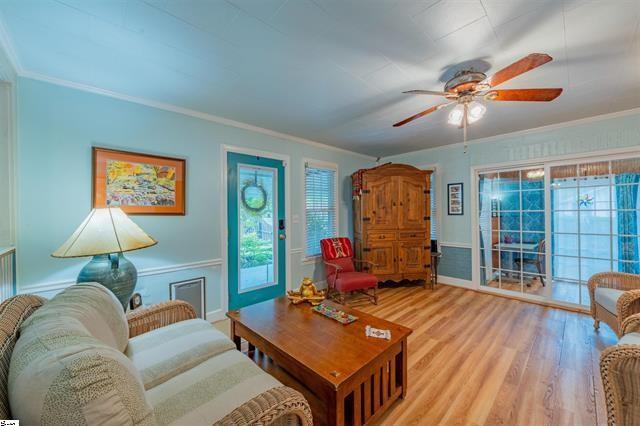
[348,284,618,426]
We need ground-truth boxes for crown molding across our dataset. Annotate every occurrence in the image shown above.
[19,70,376,161]
[0,13,20,79]
[0,14,376,160]
[384,107,640,159]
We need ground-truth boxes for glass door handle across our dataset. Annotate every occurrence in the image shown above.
[279,234,286,240]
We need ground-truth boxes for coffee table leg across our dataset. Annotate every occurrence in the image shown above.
[401,338,408,399]
[230,320,241,351]
[328,391,346,426]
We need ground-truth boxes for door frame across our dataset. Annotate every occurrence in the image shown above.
[470,145,640,312]
[220,145,291,315]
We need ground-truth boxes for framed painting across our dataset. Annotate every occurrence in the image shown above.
[92,147,186,215]
[447,182,463,215]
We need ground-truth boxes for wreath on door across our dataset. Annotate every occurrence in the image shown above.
[241,171,268,212]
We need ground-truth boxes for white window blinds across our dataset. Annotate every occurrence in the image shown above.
[304,162,338,257]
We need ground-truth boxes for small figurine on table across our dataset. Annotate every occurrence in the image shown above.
[287,277,326,305]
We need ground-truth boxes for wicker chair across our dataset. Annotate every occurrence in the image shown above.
[588,272,640,337]
[2,294,312,425]
[600,313,640,425]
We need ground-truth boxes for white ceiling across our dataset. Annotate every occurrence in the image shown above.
[1,0,639,156]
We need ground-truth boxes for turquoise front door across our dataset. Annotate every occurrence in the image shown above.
[227,152,286,310]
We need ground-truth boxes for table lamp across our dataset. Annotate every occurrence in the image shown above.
[52,207,157,310]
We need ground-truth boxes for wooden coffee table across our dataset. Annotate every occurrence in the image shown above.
[227,298,412,426]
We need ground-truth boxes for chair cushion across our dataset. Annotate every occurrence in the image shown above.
[595,287,625,314]
[320,237,354,260]
[9,314,153,425]
[22,282,128,352]
[619,332,640,345]
[126,319,235,389]
[146,349,281,425]
[0,295,46,419]
[334,272,378,292]
[325,257,356,276]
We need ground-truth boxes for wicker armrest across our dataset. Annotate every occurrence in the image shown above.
[127,300,197,338]
[589,272,640,293]
[621,313,640,335]
[600,344,640,425]
[216,386,312,426]
[617,290,640,325]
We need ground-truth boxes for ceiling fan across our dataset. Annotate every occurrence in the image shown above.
[393,53,563,151]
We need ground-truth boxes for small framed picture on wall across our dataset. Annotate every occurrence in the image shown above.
[447,183,463,215]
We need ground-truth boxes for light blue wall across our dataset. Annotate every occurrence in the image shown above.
[16,78,374,314]
[0,46,17,250]
[386,112,640,280]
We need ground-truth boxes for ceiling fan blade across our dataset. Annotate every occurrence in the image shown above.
[485,88,563,102]
[392,102,453,127]
[403,89,451,97]
[481,53,553,88]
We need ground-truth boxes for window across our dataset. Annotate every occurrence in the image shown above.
[304,161,338,257]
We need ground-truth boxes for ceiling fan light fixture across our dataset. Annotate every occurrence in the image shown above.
[447,104,465,126]
[466,101,486,124]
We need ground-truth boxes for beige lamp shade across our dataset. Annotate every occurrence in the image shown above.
[52,208,157,258]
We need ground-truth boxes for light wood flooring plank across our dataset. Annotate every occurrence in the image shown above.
[347,284,618,426]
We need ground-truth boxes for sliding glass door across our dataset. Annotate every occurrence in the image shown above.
[478,167,546,297]
[476,154,640,308]
[550,158,640,306]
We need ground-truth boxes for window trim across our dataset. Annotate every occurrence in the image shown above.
[302,159,339,262]
[420,163,440,244]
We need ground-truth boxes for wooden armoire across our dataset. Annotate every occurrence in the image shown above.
[352,163,432,288]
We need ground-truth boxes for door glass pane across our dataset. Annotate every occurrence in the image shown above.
[478,167,545,296]
[238,165,276,292]
[522,168,544,190]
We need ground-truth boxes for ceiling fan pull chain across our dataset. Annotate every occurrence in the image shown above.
[463,103,468,154]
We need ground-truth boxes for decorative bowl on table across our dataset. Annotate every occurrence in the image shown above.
[312,303,358,325]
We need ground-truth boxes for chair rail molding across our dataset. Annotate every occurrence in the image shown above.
[19,258,223,296]
[440,241,472,249]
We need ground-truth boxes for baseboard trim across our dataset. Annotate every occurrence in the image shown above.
[206,308,226,322]
[19,258,223,296]
[437,275,473,288]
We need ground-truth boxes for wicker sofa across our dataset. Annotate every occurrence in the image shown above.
[1,283,312,425]
[588,272,640,336]
[600,313,640,425]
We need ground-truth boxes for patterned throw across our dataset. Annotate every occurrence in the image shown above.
[320,237,354,260]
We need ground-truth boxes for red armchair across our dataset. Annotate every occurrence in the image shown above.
[320,237,379,305]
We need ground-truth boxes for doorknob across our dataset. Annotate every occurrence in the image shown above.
[279,234,286,240]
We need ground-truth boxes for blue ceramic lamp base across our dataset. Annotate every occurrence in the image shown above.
[77,253,137,310]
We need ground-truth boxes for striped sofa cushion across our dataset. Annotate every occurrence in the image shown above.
[126,319,235,389]
[22,283,128,352]
[146,350,281,425]
[9,315,154,425]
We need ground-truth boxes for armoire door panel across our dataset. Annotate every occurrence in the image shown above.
[398,177,427,229]
[363,176,397,228]
[397,241,428,274]
[367,242,396,275]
